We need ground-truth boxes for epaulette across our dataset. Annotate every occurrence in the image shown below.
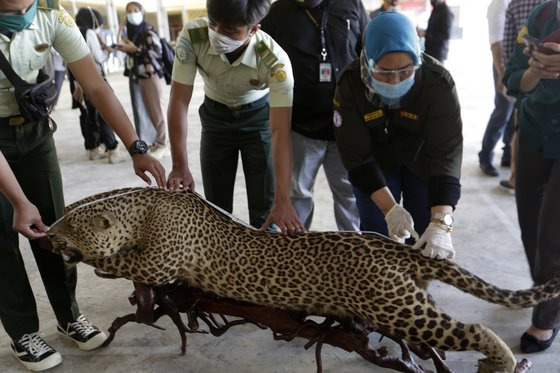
[422,53,454,86]
[37,0,59,10]
[187,27,208,43]
[254,41,278,68]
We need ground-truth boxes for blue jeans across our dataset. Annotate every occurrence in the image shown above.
[354,164,430,243]
[478,65,515,166]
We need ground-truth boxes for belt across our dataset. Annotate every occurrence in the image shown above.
[204,95,268,111]
[0,116,26,126]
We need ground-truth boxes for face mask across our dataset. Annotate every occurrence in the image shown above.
[208,28,248,54]
[127,12,143,26]
[0,1,37,33]
[370,74,415,103]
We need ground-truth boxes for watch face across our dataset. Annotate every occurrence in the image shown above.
[129,140,148,155]
[443,214,454,226]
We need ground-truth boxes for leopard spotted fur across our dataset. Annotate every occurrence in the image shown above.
[48,187,560,372]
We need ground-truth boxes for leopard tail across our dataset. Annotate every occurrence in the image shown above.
[420,260,560,309]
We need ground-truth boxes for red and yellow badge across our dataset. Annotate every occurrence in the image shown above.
[275,70,287,82]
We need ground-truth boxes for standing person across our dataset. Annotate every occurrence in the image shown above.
[478,0,515,178]
[117,1,169,159]
[502,0,560,354]
[498,0,545,191]
[417,0,454,63]
[167,0,305,234]
[370,0,399,19]
[0,1,165,371]
[261,0,367,231]
[333,12,463,259]
[72,7,126,164]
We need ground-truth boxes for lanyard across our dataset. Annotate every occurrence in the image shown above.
[304,6,330,61]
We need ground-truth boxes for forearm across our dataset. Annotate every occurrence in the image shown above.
[371,187,397,215]
[270,107,292,203]
[0,154,28,208]
[167,83,193,169]
[519,68,541,93]
[490,42,504,76]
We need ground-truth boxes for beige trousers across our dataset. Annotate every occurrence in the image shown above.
[138,75,167,147]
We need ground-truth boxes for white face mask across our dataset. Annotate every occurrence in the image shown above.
[208,28,248,54]
[127,12,143,26]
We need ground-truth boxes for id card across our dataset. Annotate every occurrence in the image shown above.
[319,62,332,82]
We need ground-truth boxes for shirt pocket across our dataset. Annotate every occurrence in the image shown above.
[29,49,50,71]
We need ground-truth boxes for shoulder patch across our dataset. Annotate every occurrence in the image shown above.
[270,63,284,77]
[176,35,195,64]
[187,27,208,43]
[57,8,75,27]
[37,0,60,10]
[255,41,278,68]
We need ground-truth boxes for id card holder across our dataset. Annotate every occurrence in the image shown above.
[319,62,332,82]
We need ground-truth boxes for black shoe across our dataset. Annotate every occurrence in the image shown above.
[499,180,515,194]
[501,160,511,167]
[480,163,499,176]
[11,333,62,371]
[57,314,107,351]
[520,327,559,353]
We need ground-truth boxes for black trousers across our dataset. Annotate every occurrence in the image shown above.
[516,132,560,330]
[0,118,79,340]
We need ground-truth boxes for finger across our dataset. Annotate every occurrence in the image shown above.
[136,170,152,186]
[34,221,49,233]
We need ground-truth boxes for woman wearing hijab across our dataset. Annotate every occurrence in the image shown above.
[333,12,463,260]
[72,7,126,164]
[117,2,168,159]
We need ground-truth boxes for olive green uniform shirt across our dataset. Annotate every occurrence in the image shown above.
[333,54,463,207]
[172,18,293,108]
[0,4,89,117]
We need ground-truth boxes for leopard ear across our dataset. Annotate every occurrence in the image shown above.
[92,212,116,231]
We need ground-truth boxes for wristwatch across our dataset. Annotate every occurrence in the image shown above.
[128,140,149,156]
[431,212,454,232]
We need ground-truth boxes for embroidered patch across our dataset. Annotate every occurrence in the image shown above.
[58,9,75,27]
[187,27,208,43]
[270,63,284,77]
[333,98,341,109]
[333,110,342,127]
[275,70,287,82]
[364,110,383,122]
[400,111,419,121]
[255,41,278,68]
[176,36,195,64]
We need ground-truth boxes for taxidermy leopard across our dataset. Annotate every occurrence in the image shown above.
[47,187,560,373]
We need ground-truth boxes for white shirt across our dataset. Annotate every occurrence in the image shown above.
[487,0,511,45]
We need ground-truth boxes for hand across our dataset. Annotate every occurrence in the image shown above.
[260,199,306,235]
[72,84,83,102]
[412,222,455,260]
[13,201,49,240]
[384,204,419,242]
[131,154,166,188]
[118,40,138,54]
[525,44,560,80]
[167,165,195,191]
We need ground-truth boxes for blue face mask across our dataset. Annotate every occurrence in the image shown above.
[0,1,38,33]
[369,74,415,104]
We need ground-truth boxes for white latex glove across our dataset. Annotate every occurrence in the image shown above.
[384,205,419,242]
[412,222,455,260]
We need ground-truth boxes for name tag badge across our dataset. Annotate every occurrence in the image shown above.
[319,62,332,83]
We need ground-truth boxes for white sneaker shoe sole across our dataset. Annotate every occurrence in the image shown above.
[58,330,107,351]
[11,348,62,372]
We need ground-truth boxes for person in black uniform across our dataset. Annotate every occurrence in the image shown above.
[261,0,368,231]
[417,0,454,63]
[333,12,463,260]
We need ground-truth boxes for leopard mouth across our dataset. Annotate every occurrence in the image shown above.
[61,248,83,263]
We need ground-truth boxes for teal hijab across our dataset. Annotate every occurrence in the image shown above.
[0,1,38,33]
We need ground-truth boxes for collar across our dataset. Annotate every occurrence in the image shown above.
[210,34,258,69]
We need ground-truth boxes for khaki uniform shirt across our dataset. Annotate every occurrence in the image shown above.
[172,18,293,108]
[0,4,89,117]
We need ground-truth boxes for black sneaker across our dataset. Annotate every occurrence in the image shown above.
[11,333,62,372]
[57,315,107,351]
